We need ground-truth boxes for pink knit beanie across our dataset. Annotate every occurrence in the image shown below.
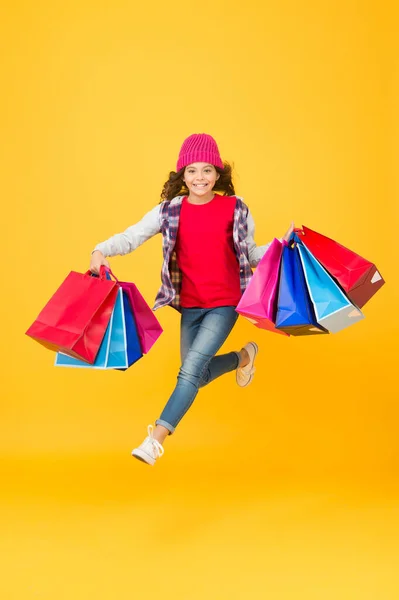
[176,133,224,171]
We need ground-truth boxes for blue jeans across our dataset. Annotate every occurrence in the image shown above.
[155,306,240,433]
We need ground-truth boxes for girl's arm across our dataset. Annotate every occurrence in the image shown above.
[93,203,162,257]
[246,210,272,267]
[246,210,294,267]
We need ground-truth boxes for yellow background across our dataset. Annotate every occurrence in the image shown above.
[1,1,398,598]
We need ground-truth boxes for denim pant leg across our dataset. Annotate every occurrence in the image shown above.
[198,352,240,388]
[156,306,239,433]
[179,309,240,389]
[185,306,239,389]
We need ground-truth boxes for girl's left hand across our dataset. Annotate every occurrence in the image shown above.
[283,221,295,243]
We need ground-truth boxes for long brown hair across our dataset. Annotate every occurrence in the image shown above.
[160,162,236,202]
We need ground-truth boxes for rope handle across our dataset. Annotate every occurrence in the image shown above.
[86,265,119,281]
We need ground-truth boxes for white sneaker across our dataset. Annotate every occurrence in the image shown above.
[236,342,258,388]
[131,425,165,466]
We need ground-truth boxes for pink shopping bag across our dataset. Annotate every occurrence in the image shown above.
[120,282,163,353]
[102,269,163,353]
[236,238,288,336]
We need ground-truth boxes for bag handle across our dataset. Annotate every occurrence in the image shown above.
[86,265,119,281]
[103,266,120,283]
[287,230,304,248]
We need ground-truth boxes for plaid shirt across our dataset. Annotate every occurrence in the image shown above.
[153,195,253,312]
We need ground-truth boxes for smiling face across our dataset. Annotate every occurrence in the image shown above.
[182,162,220,198]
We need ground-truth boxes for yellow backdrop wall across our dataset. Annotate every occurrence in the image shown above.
[1,2,398,599]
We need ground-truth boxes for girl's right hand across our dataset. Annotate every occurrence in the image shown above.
[90,250,110,275]
[282,221,295,243]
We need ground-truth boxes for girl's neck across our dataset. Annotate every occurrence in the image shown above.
[186,191,217,205]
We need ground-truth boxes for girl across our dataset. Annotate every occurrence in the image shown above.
[90,133,294,465]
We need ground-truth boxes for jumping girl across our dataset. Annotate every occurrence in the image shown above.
[90,133,294,465]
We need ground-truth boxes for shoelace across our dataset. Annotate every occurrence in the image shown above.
[147,424,165,458]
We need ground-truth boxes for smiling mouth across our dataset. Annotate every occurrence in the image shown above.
[193,183,208,187]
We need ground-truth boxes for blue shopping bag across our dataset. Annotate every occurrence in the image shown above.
[106,289,143,370]
[276,243,328,336]
[55,287,142,370]
[295,236,364,333]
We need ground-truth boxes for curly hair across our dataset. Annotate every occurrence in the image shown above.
[160,162,236,202]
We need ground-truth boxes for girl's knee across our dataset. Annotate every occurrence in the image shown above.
[178,351,211,386]
[199,368,211,387]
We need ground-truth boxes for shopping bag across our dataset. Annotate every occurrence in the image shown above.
[296,226,384,308]
[26,266,118,363]
[117,279,163,353]
[296,238,364,333]
[55,312,113,369]
[236,238,288,335]
[55,287,142,370]
[109,290,142,369]
[276,243,328,336]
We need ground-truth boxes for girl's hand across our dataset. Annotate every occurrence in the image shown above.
[283,221,295,243]
[90,250,110,275]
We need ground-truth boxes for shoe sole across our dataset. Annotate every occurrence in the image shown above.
[237,341,258,388]
[131,449,155,466]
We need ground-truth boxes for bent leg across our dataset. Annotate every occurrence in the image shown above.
[198,351,240,388]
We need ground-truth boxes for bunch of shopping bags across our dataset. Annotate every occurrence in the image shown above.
[25,267,163,369]
[236,226,384,336]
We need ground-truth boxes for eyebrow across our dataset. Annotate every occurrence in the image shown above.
[187,165,213,169]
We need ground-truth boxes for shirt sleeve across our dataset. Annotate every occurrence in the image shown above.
[92,203,162,257]
[246,209,282,267]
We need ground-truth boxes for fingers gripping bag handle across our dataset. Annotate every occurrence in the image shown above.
[88,266,119,282]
